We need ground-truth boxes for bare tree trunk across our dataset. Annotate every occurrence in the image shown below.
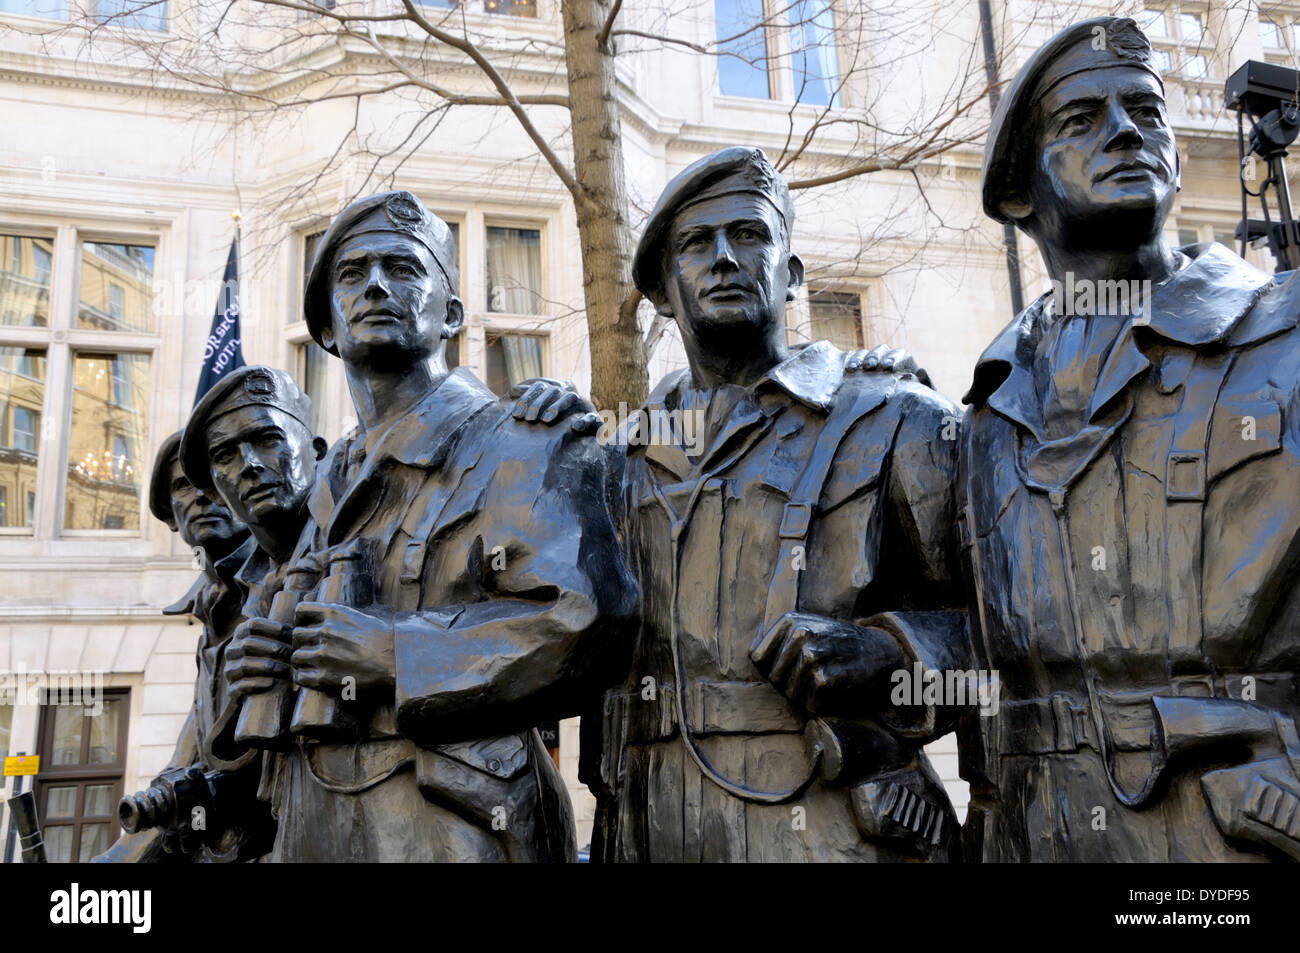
[562,0,647,411]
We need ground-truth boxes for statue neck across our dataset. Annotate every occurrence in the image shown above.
[345,355,447,435]
[683,333,790,392]
[1040,237,1179,295]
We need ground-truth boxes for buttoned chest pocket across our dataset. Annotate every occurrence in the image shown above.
[395,484,487,609]
[1208,398,1284,483]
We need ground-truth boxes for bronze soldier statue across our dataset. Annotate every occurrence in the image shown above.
[96,430,255,862]
[229,190,636,861]
[587,148,969,862]
[108,367,326,861]
[960,16,1300,861]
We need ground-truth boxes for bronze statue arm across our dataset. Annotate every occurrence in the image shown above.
[392,427,638,747]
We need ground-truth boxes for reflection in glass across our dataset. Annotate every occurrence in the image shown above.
[0,0,66,18]
[84,784,114,816]
[78,241,156,332]
[790,0,840,107]
[482,0,535,17]
[65,353,151,531]
[0,235,53,327]
[93,0,167,30]
[45,785,78,819]
[88,698,120,764]
[715,0,770,98]
[51,706,82,765]
[79,823,112,861]
[485,226,542,314]
[0,347,44,529]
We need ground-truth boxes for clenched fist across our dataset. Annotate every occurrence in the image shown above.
[750,611,904,718]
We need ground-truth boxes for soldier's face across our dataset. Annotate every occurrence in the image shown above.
[662,196,800,344]
[325,233,461,368]
[1023,67,1178,242]
[167,457,245,552]
[204,406,319,527]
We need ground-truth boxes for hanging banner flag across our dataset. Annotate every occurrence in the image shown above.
[193,238,246,406]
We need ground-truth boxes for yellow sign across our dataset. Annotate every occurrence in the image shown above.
[3,755,39,777]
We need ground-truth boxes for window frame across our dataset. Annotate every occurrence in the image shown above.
[33,687,130,863]
[0,218,163,541]
[713,0,848,108]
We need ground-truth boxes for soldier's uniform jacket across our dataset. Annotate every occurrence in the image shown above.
[959,243,1300,861]
[97,536,265,863]
[262,367,636,862]
[597,341,969,862]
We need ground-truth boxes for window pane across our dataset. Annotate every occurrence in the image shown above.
[88,697,121,764]
[809,291,863,350]
[45,785,78,819]
[0,704,11,759]
[0,235,53,327]
[79,823,112,861]
[715,0,770,98]
[301,230,325,297]
[1178,13,1202,43]
[1182,55,1207,79]
[0,0,67,17]
[93,0,166,30]
[790,0,839,107]
[1151,49,1173,73]
[1177,227,1199,246]
[1140,10,1167,37]
[1261,20,1281,48]
[297,342,328,435]
[44,824,73,863]
[485,333,544,396]
[65,353,151,531]
[50,706,83,766]
[483,0,535,15]
[78,241,156,332]
[84,783,114,817]
[485,226,542,314]
[0,347,44,530]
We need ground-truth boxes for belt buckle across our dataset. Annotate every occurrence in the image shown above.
[1172,674,1215,698]
[1049,694,1080,753]
[1166,450,1206,501]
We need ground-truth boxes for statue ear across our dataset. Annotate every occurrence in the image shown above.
[785,253,805,301]
[320,324,336,351]
[312,436,329,461]
[442,297,465,339]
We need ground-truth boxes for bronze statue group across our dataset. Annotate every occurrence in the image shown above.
[100,18,1300,863]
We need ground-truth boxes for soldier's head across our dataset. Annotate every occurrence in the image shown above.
[634,148,803,355]
[149,430,248,558]
[180,367,327,532]
[304,191,463,371]
[982,17,1179,250]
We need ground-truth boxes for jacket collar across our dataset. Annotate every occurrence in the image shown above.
[652,340,846,417]
[965,243,1279,437]
[308,368,498,543]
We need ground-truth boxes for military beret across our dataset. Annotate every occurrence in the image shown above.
[633,147,795,301]
[148,430,185,525]
[180,365,314,492]
[981,16,1165,224]
[303,190,460,356]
